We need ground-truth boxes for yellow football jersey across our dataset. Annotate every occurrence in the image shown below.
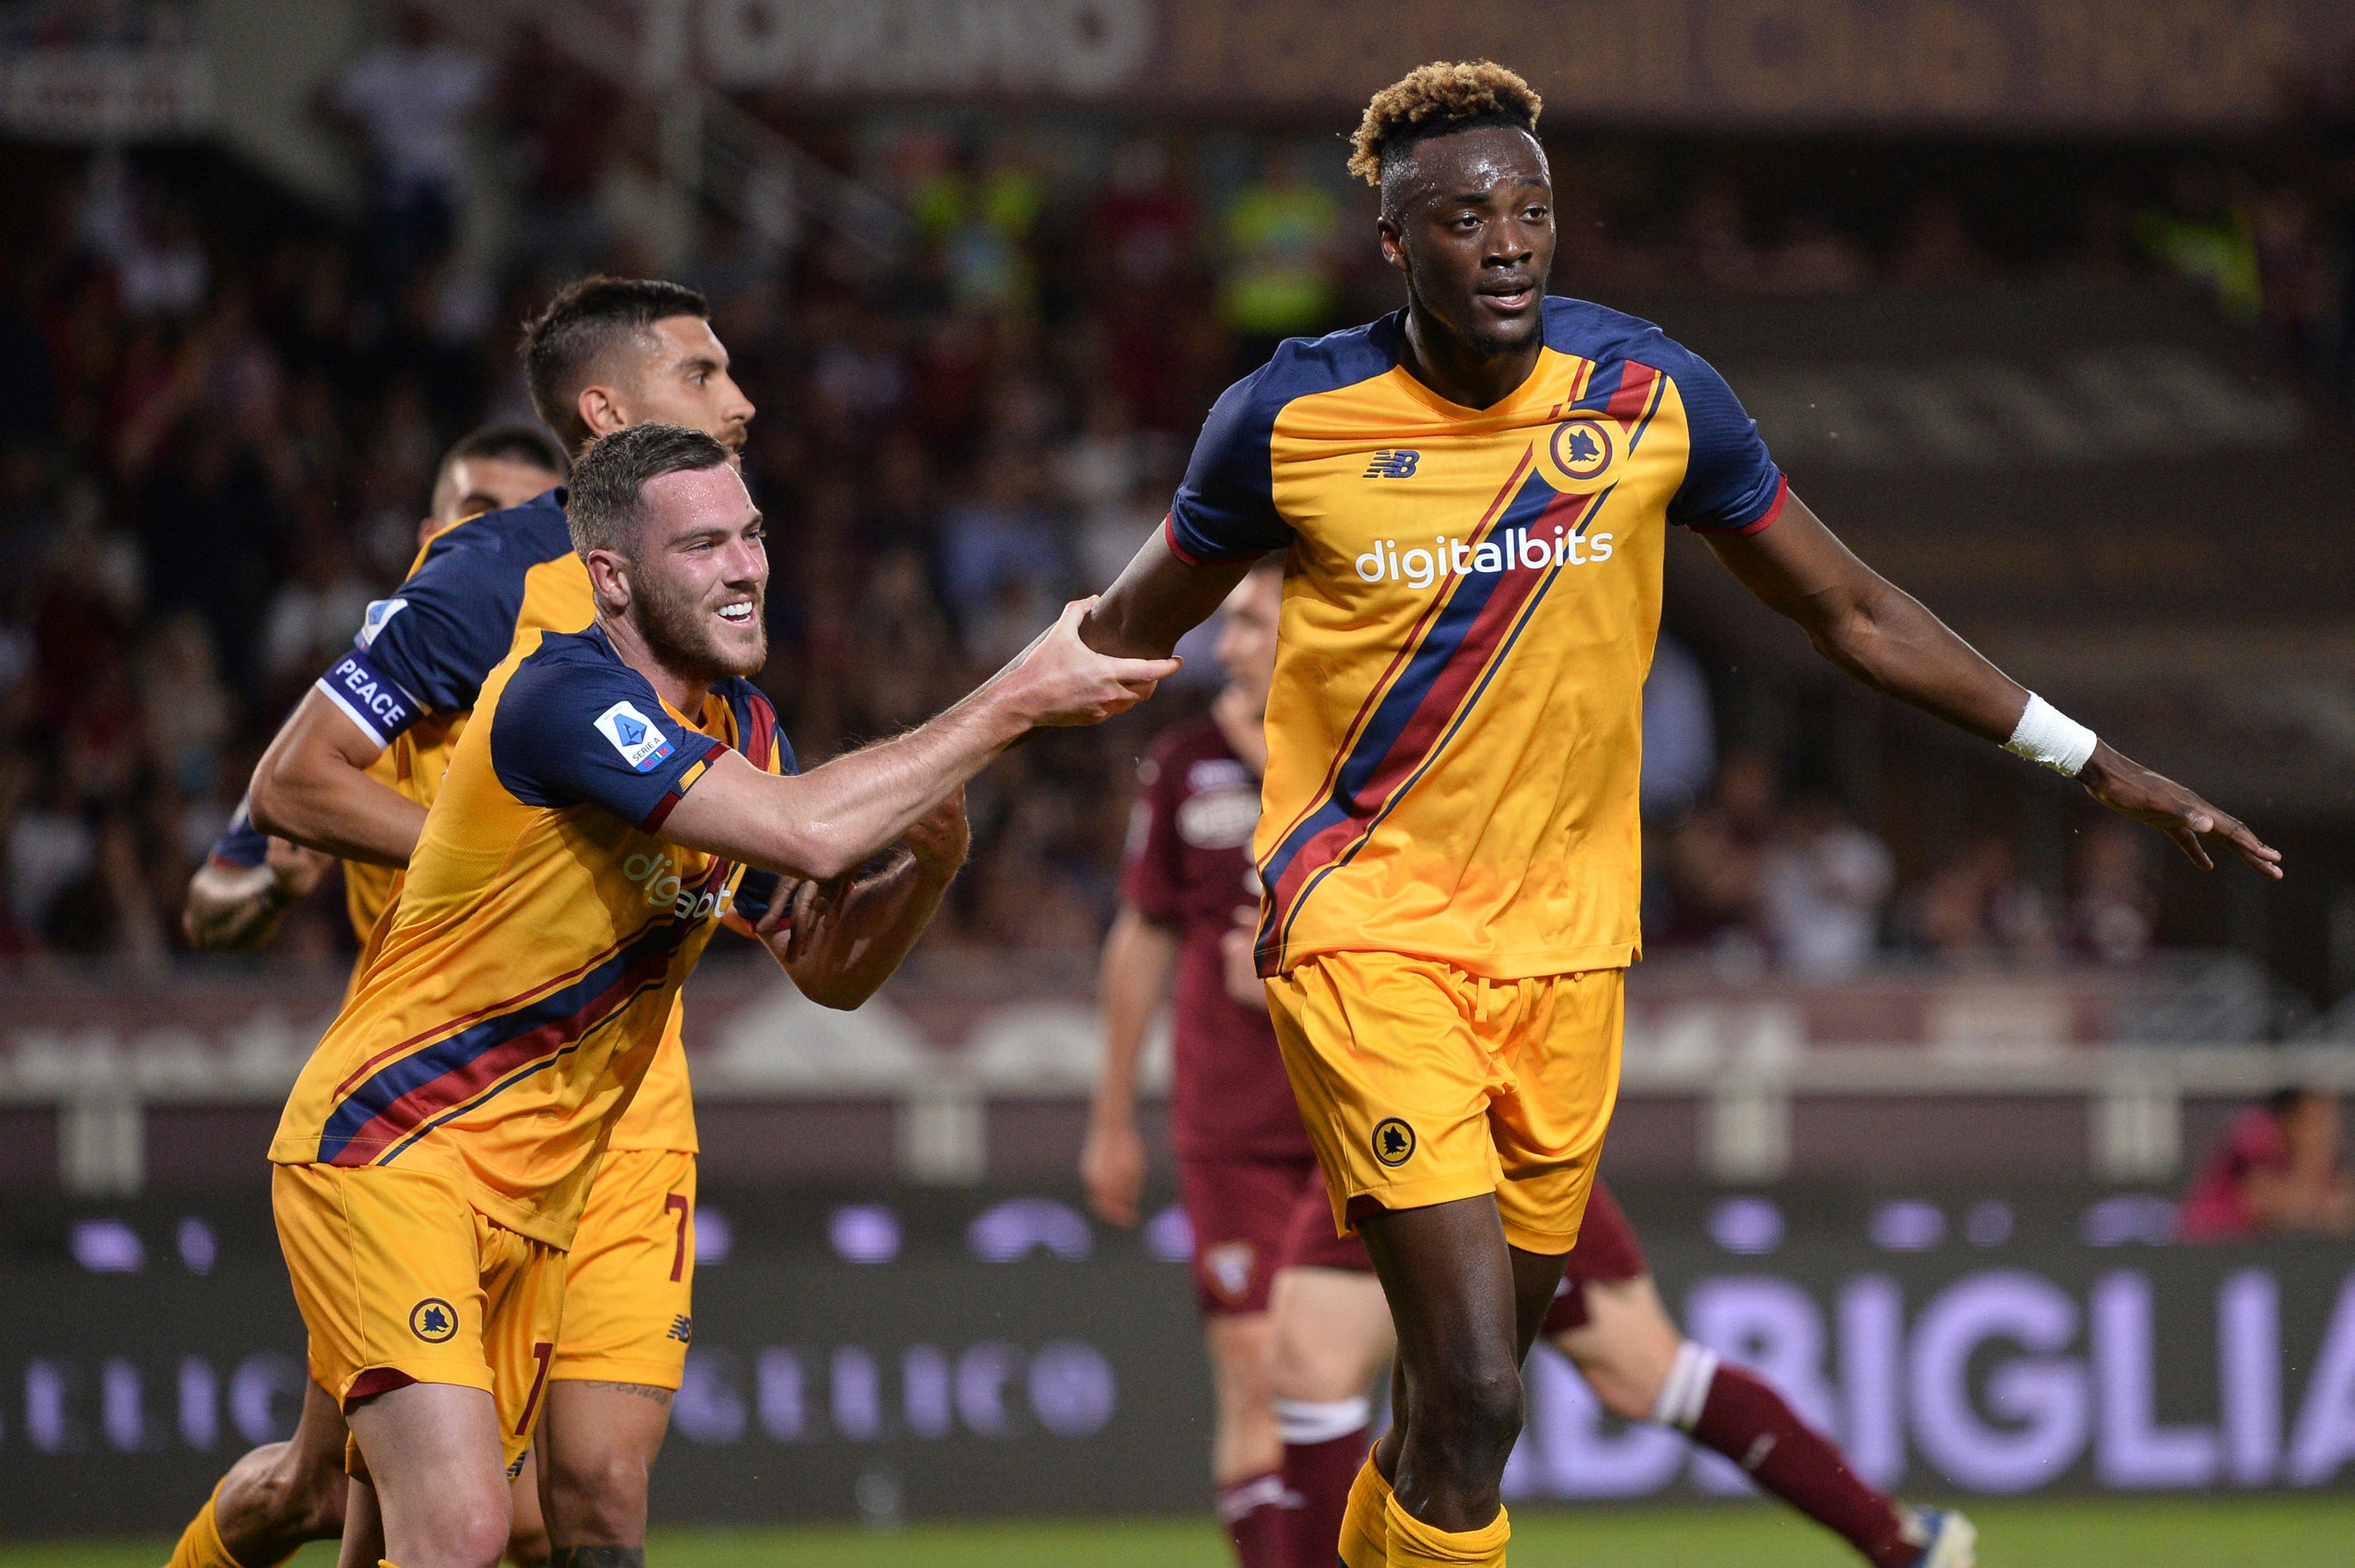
[1167,299,1785,980]
[314,488,698,1153]
[270,624,791,1247]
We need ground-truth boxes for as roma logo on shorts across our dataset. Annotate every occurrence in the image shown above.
[409,1298,458,1343]
[1372,1118,1417,1167]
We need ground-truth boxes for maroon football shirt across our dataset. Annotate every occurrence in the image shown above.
[1123,716,1314,1163]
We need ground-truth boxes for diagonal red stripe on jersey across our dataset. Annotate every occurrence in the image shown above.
[1607,362,1659,425]
[1256,444,1534,868]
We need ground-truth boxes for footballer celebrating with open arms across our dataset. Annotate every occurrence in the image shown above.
[1081,62,2278,1568]
[268,422,1173,1568]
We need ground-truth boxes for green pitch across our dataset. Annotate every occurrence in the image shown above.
[7,1498,2352,1567]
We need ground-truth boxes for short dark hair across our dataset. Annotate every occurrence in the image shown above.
[438,422,569,483]
[567,422,732,557]
[518,276,711,455]
[1349,61,1543,210]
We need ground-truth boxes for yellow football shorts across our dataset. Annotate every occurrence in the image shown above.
[550,1148,698,1389]
[272,1161,564,1475]
[1266,952,1623,1255]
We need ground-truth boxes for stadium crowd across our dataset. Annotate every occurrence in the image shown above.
[0,11,2342,964]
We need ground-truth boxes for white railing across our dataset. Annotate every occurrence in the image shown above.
[6,967,2351,1197]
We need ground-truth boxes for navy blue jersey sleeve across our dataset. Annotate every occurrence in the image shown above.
[490,654,727,833]
[344,493,569,730]
[1660,343,1786,534]
[207,798,268,868]
[1166,319,1404,564]
[1166,366,1290,565]
[315,641,425,749]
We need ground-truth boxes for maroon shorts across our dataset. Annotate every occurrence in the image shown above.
[1178,1156,1321,1315]
[1270,1172,1645,1335]
[1538,1181,1649,1335]
[1278,1164,1374,1273]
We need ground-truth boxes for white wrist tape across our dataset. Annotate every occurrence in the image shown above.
[2005,693,2097,777]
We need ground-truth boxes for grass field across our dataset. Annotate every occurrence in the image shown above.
[8,1499,2355,1568]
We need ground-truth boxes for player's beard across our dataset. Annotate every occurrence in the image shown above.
[633,569,766,685]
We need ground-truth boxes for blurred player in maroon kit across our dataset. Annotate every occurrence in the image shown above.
[1086,560,1300,1567]
[1092,564,1973,1568]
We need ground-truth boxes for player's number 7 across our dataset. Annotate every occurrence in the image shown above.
[667,1192,691,1282]
[517,1340,555,1436]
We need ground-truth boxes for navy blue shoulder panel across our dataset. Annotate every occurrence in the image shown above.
[488,627,726,833]
[1543,296,1784,533]
[358,486,576,716]
[1167,314,1405,563]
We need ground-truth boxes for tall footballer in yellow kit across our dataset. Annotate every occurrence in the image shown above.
[1085,61,2279,1568]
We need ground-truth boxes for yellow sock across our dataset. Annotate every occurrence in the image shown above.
[1337,1452,1394,1568]
[1384,1494,1510,1567]
[166,1486,250,1568]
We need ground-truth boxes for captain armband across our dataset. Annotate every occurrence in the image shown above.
[2003,692,2097,778]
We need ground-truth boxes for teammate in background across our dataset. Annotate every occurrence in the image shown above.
[1080,62,2278,1568]
[183,811,331,954]
[169,426,570,1568]
[270,423,1169,1568]
[1084,561,1302,1567]
[181,425,567,965]
[235,279,760,1568]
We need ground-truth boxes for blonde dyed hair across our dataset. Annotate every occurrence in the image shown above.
[1347,61,1543,188]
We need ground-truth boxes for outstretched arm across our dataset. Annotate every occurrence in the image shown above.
[247,688,425,866]
[1707,492,2280,877]
[665,600,1178,882]
[1081,527,1259,658]
[742,792,969,1010]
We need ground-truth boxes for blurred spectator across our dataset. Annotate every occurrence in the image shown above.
[938,447,1072,664]
[497,30,619,272]
[1900,832,2053,962]
[1219,145,1344,361]
[260,526,374,702]
[2067,820,2157,964]
[1638,634,1714,820]
[1760,794,1894,980]
[1761,208,1875,293]
[1676,179,1758,290]
[1889,191,1995,287]
[1662,748,1779,961]
[327,4,489,292]
[2180,1088,2355,1242]
[2136,164,2262,325]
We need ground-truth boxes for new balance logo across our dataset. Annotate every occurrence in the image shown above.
[1362,449,1421,478]
[668,1314,694,1344]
